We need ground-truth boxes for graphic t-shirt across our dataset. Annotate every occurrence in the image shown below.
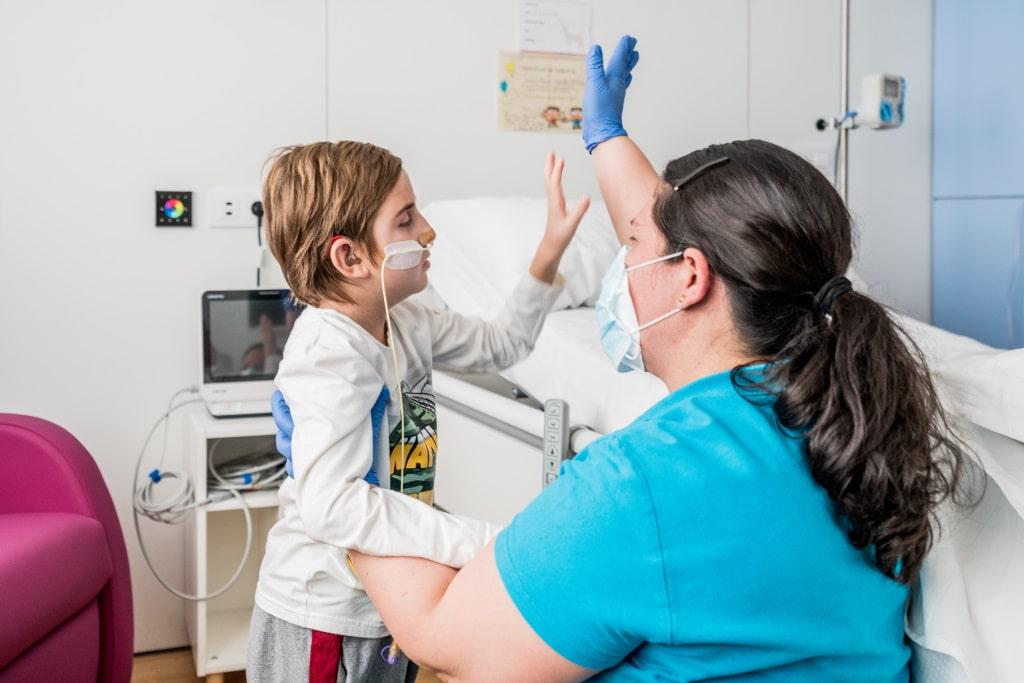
[387,373,439,503]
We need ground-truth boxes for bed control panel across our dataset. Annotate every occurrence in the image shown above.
[542,399,570,488]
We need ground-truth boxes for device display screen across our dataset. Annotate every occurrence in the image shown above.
[884,79,900,97]
[203,290,302,383]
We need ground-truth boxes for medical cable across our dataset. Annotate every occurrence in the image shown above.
[380,264,406,495]
[378,268,407,667]
[132,387,285,601]
[377,244,424,666]
[830,111,856,187]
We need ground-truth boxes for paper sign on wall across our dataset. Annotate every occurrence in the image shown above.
[519,0,592,55]
[497,51,586,134]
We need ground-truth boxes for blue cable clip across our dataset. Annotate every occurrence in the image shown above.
[148,468,162,483]
[242,472,253,485]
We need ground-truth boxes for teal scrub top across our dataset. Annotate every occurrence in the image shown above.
[495,368,910,682]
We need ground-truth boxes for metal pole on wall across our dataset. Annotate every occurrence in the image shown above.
[838,0,850,204]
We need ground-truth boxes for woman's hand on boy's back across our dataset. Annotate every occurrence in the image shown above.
[529,152,590,284]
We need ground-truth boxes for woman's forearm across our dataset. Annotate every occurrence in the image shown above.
[592,136,663,244]
[347,550,457,675]
[349,546,591,683]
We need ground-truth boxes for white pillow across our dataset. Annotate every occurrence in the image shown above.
[898,315,1024,444]
[422,198,620,319]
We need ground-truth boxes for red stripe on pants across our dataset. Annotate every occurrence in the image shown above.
[309,630,343,683]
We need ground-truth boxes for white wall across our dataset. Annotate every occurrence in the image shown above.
[850,0,933,321]
[0,0,933,653]
[326,0,749,201]
[0,0,323,652]
[749,0,933,321]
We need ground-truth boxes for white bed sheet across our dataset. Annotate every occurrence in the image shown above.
[502,307,668,435]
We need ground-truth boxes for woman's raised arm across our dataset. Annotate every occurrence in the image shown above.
[583,36,663,242]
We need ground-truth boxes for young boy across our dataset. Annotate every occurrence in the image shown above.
[247,141,589,682]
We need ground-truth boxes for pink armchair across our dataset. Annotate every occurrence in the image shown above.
[0,414,133,682]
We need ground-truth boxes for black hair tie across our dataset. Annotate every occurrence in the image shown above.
[813,275,853,316]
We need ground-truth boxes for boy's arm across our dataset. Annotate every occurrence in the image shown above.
[281,343,499,567]
[425,274,559,373]
[430,153,587,373]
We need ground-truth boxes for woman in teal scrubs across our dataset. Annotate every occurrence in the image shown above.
[316,37,968,682]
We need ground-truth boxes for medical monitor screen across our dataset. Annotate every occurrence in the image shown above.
[202,290,302,383]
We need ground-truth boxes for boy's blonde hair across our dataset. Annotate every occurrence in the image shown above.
[263,141,403,306]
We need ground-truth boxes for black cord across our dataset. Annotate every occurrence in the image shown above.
[252,201,264,286]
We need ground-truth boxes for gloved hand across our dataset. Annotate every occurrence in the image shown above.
[271,389,294,477]
[583,35,640,153]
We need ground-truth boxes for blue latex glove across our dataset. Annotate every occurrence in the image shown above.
[583,35,640,153]
[271,389,294,477]
[271,387,388,483]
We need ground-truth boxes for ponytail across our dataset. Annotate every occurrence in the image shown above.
[656,139,970,584]
[738,289,966,583]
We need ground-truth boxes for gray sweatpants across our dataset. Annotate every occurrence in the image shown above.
[246,605,419,683]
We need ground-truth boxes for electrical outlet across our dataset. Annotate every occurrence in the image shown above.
[208,188,262,228]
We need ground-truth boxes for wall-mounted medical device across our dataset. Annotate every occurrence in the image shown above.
[813,0,906,203]
[856,73,906,129]
[815,72,907,133]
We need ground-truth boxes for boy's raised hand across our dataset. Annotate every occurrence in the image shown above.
[529,152,590,284]
[545,151,591,250]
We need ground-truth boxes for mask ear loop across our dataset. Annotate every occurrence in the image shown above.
[623,250,684,332]
[635,306,682,332]
[624,250,683,272]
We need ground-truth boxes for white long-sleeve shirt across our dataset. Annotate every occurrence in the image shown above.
[255,273,562,637]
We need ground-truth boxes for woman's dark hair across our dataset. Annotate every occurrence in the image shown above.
[654,139,970,584]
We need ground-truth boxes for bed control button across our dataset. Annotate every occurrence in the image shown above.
[542,399,570,489]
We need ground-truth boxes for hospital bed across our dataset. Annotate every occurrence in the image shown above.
[422,197,1024,682]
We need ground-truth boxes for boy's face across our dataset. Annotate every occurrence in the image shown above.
[368,171,432,304]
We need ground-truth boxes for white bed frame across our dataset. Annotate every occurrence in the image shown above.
[431,370,600,526]
[434,367,1024,520]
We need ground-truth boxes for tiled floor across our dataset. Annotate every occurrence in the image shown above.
[131,648,441,682]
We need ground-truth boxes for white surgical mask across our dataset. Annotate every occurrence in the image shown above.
[595,246,683,373]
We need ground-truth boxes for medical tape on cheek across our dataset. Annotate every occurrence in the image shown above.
[383,241,426,270]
